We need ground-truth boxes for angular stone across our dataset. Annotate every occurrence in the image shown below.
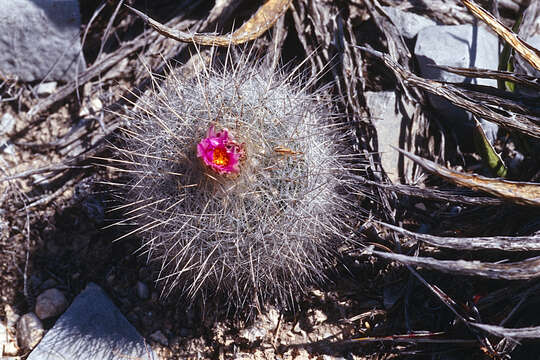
[415,24,500,142]
[36,81,57,97]
[35,288,68,320]
[515,0,539,79]
[149,330,168,346]
[0,0,86,82]
[136,281,150,300]
[27,283,157,360]
[16,313,44,351]
[1,320,19,356]
[365,91,416,183]
[0,113,16,135]
[382,6,436,39]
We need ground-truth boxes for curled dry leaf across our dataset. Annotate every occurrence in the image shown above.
[368,249,540,280]
[431,65,540,91]
[126,0,292,46]
[379,221,540,252]
[395,148,540,207]
[461,0,540,71]
[361,178,504,205]
[471,323,540,341]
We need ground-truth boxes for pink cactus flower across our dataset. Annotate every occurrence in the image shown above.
[197,126,243,174]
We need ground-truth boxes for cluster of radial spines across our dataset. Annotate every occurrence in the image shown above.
[116,51,363,314]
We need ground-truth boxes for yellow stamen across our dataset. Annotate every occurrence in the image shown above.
[212,148,229,166]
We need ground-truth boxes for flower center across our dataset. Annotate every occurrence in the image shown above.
[212,148,229,166]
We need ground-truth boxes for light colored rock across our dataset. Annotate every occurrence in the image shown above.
[515,35,540,97]
[306,309,327,328]
[239,326,267,343]
[4,304,19,328]
[1,320,19,356]
[382,6,436,39]
[136,281,150,300]
[365,91,416,183]
[515,0,539,78]
[79,97,103,117]
[415,24,500,142]
[27,282,157,360]
[0,0,86,82]
[36,81,57,97]
[16,313,44,351]
[238,306,280,342]
[35,288,68,320]
[0,141,15,155]
[0,113,16,135]
[149,330,168,346]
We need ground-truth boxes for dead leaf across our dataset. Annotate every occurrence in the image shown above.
[395,148,540,207]
[369,249,540,280]
[379,221,540,251]
[126,0,292,46]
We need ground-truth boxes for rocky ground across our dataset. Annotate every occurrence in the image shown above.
[1,0,539,359]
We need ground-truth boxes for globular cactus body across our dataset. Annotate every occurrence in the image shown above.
[116,50,362,314]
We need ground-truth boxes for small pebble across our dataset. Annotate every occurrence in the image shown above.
[35,288,68,320]
[4,304,20,328]
[39,278,58,291]
[1,321,19,356]
[150,330,168,346]
[36,81,57,97]
[178,327,191,337]
[106,270,115,284]
[16,313,44,350]
[414,202,427,211]
[306,309,327,328]
[0,113,15,135]
[136,281,150,300]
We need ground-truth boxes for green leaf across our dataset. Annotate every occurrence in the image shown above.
[473,117,507,178]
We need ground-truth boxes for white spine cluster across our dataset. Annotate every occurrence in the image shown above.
[116,50,363,314]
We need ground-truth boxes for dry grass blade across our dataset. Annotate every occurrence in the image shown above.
[357,47,540,139]
[395,148,540,207]
[431,65,540,91]
[349,332,475,344]
[471,323,540,341]
[379,222,540,251]
[461,0,540,71]
[126,0,291,46]
[362,178,504,205]
[368,249,540,280]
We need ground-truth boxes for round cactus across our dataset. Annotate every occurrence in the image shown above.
[114,50,363,315]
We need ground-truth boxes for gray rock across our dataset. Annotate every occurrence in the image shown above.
[415,24,500,142]
[149,330,168,346]
[16,313,44,351]
[39,278,59,292]
[4,304,20,328]
[0,0,86,82]
[515,35,540,97]
[35,288,68,320]
[0,113,15,135]
[36,81,57,97]
[1,320,19,356]
[365,91,416,183]
[382,6,436,39]
[27,283,157,360]
[136,281,150,300]
[515,0,539,76]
